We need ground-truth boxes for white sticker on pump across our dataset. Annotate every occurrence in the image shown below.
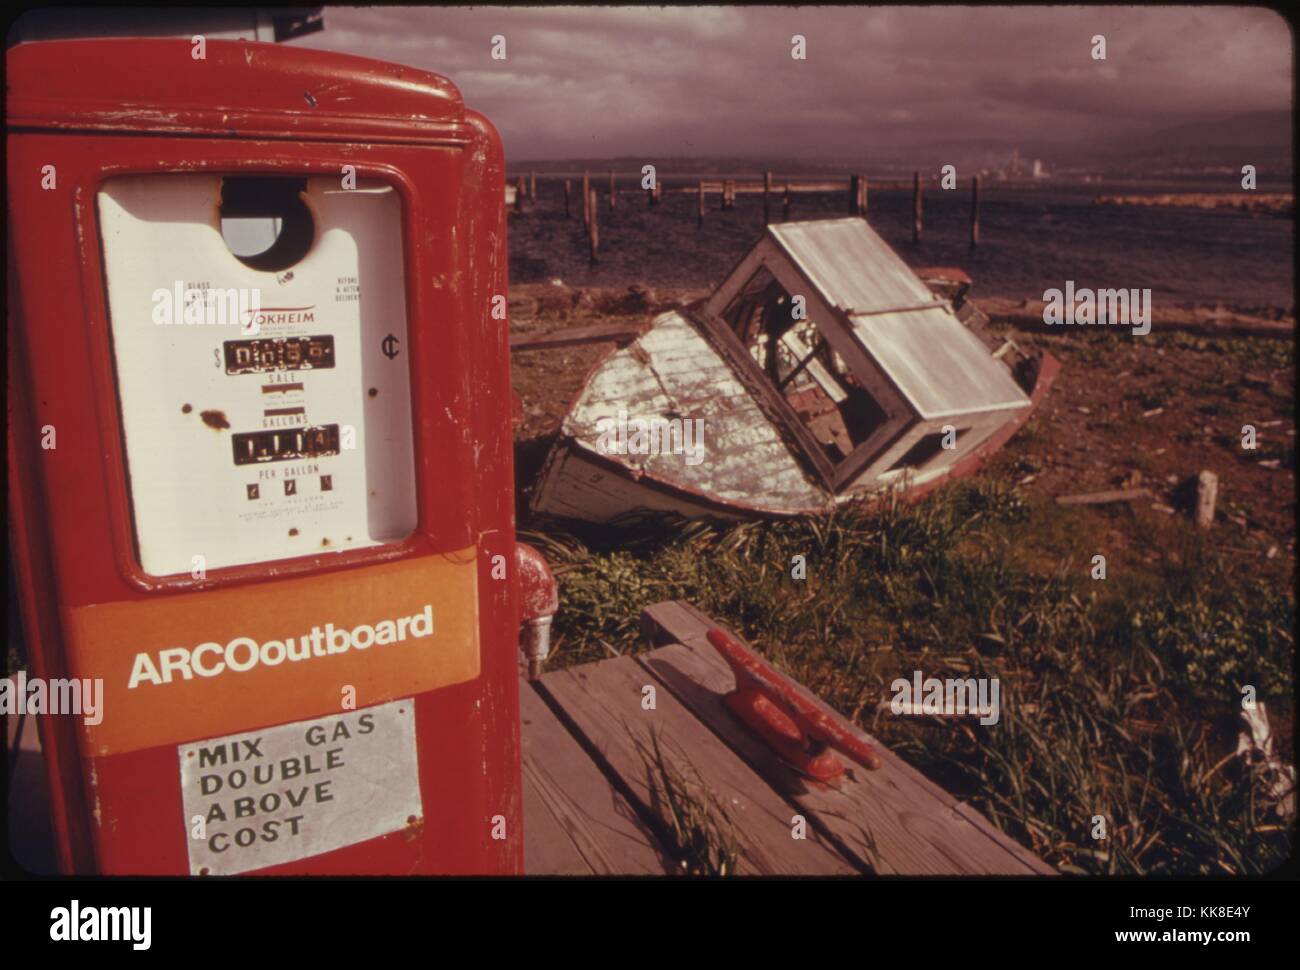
[178,699,421,875]
[96,174,418,576]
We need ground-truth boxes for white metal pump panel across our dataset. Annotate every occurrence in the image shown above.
[97,175,418,576]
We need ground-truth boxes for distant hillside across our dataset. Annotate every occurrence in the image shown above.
[508,111,1293,178]
[1125,111,1292,152]
[1098,111,1293,175]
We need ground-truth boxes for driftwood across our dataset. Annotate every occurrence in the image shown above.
[977,298,1293,340]
[510,322,645,351]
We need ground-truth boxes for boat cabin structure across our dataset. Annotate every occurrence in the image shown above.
[532,218,1054,525]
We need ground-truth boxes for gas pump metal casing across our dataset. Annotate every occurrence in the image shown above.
[7,39,523,874]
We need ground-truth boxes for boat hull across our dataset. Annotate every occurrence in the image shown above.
[529,313,1059,527]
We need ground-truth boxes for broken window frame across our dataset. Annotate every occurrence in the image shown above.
[698,249,917,493]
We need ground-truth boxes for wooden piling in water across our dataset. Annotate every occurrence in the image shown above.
[588,188,599,264]
[515,175,525,214]
[912,171,923,242]
[847,174,868,216]
[563,179,571,219]
[530,171,536,200]
[697,181,705,227]
[970,175,980,247]
[723,179,735,210]
[783,184,792,222]
[581,171,590,228]
[609,170,616,210]
[764,171,773,225]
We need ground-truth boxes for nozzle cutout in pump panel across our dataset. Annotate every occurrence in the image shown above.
[220,176,315,272]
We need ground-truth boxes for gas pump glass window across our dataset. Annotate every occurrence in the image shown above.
[97,174,418,576]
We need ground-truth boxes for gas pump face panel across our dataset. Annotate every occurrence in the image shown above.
[97,175,418,576]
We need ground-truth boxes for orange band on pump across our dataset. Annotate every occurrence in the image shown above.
[63,549,480,756]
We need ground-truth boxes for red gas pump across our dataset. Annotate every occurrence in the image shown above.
[7,38,550,875]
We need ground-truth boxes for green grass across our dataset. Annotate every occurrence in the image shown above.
[524,476,1294,875]
[635,728,743,876]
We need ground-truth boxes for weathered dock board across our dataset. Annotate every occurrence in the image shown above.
[534,647,856,874]
[641,602,1056,875]
[520,683,669,875]
[521,600,1055,876]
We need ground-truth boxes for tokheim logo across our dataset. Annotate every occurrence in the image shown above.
[243,305,317,330]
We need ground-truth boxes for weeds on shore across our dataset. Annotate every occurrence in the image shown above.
[524,477,1295,875]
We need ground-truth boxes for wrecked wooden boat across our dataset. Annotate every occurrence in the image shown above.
[530,217,1059,525]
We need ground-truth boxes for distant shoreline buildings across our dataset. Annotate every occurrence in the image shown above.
[978,147,1050,183]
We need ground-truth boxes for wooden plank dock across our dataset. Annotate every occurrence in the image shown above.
[522,600,1055,876]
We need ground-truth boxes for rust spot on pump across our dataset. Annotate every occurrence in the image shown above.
[404,814,424,842]
[200,409,230,430]
[181,403,193,414]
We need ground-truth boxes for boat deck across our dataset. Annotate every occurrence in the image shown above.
[523,600,1055,876]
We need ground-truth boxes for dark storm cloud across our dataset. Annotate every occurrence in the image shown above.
[294,5,1292,159]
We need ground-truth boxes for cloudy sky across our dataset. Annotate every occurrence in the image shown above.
[293,6,1292,160]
